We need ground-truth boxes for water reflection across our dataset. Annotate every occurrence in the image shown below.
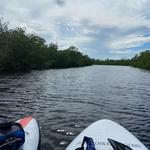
[0,65,150,150]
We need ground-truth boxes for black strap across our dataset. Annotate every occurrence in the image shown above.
[0,138,22,150]
[0,122,13,130]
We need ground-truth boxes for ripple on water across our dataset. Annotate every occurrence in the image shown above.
[0,66,150,150]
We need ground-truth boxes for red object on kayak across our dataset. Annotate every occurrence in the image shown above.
[19,116,32,128]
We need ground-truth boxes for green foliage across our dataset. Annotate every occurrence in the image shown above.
[94,59,131,66]
[132,50,150,69]
[56,48,92,68]
[94,51,150,70]
[0,19,92,72]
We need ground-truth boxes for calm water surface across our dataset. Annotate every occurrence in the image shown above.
[0,65,150,150]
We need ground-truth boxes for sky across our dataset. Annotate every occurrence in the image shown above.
[0,0,150,59]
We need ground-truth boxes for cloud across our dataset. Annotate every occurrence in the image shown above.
[0,0,150,59]
[54,0,66,6]
[110,34,150,49]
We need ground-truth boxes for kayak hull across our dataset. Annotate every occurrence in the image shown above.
[66,119,148,150]
[17,116,40,150]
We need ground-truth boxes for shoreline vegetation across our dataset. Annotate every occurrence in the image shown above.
[0,19,93,72]
[0,19,150,72]
[94,50,150,70]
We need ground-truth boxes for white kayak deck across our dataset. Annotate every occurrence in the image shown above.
[66,119,148,150]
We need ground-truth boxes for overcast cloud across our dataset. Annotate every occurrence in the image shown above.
[0,0,150,59]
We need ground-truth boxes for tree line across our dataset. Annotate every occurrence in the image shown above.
[0,19,150,72]
[94,51,150,70]
[0,19,92,72]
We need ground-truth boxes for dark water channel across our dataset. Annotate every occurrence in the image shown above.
[0,65,150,150]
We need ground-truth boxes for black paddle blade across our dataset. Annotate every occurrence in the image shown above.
[108,138,133,150]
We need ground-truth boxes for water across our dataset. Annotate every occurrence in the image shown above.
[0,65,150,150]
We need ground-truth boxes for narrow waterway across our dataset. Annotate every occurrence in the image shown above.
[0,65,150,150]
